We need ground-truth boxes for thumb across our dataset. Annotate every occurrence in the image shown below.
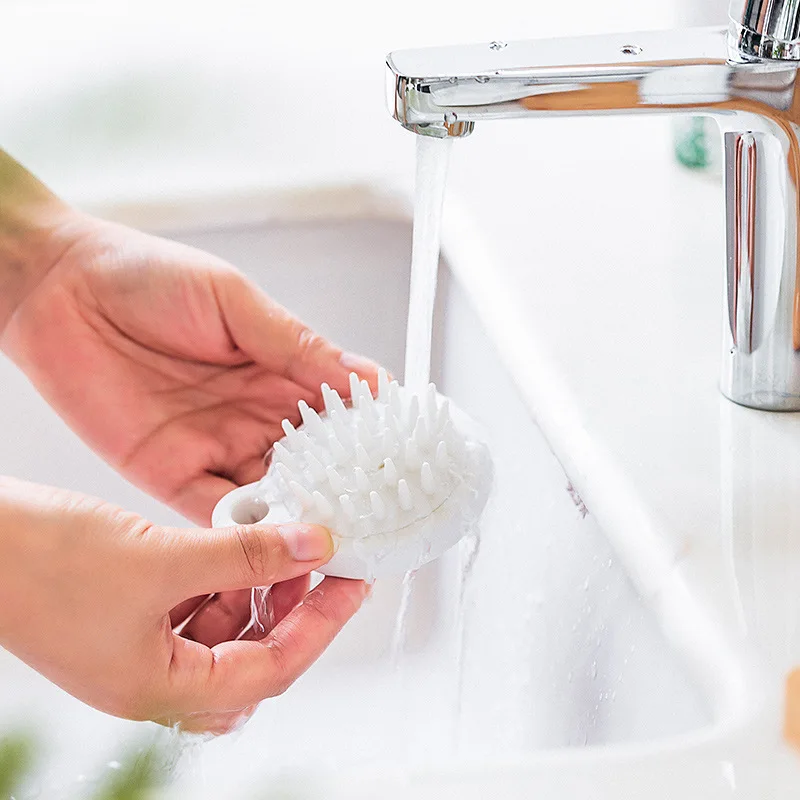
[158,522,335,603]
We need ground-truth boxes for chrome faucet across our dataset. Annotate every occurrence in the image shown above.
[387,0,800,411]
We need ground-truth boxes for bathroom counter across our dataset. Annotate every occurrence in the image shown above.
[4,3,800,793]
[80,117,800,795]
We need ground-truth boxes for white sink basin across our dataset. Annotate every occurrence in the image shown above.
[0,205,710,797]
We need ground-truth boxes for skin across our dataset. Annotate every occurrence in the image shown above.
[0,149,380,733]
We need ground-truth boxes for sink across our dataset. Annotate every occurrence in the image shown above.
[0,200,710,797]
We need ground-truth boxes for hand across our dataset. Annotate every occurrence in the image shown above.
[0,477,367,734]
[1,214,380,524]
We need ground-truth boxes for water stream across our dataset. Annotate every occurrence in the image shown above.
[403,135,453,394]
[392,135,483,750]
[390,135,454,663]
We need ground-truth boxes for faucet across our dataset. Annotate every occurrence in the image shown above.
[386,0,800,411]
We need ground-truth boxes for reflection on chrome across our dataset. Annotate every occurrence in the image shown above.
[387,3,800,410]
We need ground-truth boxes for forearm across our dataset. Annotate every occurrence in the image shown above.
[0,150,82,333]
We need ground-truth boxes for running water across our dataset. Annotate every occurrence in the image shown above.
[403,135,453,394]
[389,569,418,666]
[392,136,483,751]
[452,529,481,750]
[390,135,454,661]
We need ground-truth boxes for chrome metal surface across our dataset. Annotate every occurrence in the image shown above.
[731,0,800,61]
[386,20,800,410]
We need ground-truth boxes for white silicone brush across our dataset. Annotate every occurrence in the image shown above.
[212,368,491,580]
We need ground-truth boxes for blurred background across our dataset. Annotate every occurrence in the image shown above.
[0,0,724,210]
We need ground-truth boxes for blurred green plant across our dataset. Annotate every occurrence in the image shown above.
[0,731,36,798]
[89,746,165,800]
[0,731,168,800]
[0,729,315,799]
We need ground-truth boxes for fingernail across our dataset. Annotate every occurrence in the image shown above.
[339,351,380,375]
[278,524,333,561]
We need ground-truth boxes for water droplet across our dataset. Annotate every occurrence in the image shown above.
[591,661,598,679]
[475,75,490,83]
[620,44,642,56]
[445,112,458,124]
[567,670,574,682]
[489,40,507,51]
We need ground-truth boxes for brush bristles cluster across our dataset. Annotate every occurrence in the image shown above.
[269,367,466,537]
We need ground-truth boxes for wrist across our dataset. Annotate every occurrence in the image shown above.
[0,151,88,335]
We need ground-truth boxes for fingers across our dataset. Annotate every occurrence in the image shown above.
[178,589,252,647]
[169,473,238,527]
[164,577,367,714]
[238,575,311,641]
[157,522,334,603]
[216,273,381,396]
[269,575,311,628]
[169,595,210,629]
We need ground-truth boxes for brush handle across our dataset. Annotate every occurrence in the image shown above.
[211,482,293,528]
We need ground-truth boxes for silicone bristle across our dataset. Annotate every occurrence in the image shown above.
[435,440,449,471]
[281,418,301,448]
[436,399,450,431]
[272,441,296,470]
[299,401,326,439]
[358,397,377,431]
[389,381,402,418]
[369,491,386,520]
[306,452,327,482]
[322,383,347,416]
[413,418,428,450]
[327,466,346,495]
[378,367,390,402]
[356,417,371,445]
[355,444,371,472]
[398,479,413,511]
[421,462,436,495]
[404,439,421,469]
[268,374,471,541]
[331,411,353,448]
[329,434,348,463]
[289,480,313,509]
[360,379,373,405]
[275,462,295,487]
[308,441,332,468]
[407,396,420,429]
[349,372,361,404]
[312,490,334,520]
[382,426,397,454]
[340,494,357,520]
[426,383,438,423]
[355,467,371,494]
[383,458,398,486]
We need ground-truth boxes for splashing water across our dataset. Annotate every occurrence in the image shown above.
[453,529,481,749]
[390,570,418,666]
[404,135,453,393]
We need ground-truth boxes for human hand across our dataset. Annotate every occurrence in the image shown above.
[1,214,380,525]
[0,477,366,734]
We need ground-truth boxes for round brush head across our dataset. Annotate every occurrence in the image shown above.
[213,368,492,580]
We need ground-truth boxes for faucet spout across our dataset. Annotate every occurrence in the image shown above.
[387,26,800,410]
